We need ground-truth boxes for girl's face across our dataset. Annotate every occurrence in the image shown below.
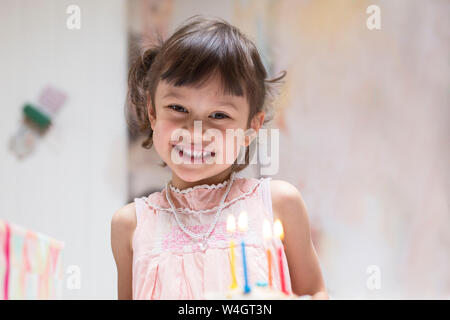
[148,74,264,183]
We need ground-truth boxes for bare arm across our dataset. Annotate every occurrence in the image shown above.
[271,180,329,300]
[111,202,137,300]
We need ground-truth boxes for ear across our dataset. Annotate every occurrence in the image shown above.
[147,92,156,130]
[243,111,265,147]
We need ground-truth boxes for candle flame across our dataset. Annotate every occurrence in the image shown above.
[237,211,248,232]
[273,219,284,240]
[226,214,236,233]
[262,219,272,240]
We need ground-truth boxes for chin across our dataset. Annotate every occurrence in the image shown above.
[171,165,228,184]
[171,169,210,183]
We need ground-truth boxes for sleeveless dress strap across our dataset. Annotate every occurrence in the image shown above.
[134,197,147,226]
[259,177,274,222]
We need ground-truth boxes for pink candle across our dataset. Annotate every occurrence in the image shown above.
[274,219,288,295]
[277,246,287,294]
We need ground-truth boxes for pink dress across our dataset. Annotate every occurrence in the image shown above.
[132,176,293,299]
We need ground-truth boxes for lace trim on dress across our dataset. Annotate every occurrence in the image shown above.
[142,177,268,215]
[168,178,228,194]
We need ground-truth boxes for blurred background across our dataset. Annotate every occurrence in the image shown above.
[0,0,448,299]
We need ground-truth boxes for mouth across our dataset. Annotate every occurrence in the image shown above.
[171,144,216,163]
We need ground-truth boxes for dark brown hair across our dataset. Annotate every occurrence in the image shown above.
[126,15,286,172]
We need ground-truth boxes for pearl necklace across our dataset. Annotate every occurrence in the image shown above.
[165,171,236,251]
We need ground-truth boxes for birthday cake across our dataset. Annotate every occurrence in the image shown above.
[205,283,312,300]
[203,213,312,300]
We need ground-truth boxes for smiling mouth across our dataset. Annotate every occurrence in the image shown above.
[172,144,216,162]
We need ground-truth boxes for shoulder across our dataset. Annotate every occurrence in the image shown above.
[111,202,137,248]
[111,202,136,296]
[111,202,137,230]
[270,179,305,209]
[269,179,309,224]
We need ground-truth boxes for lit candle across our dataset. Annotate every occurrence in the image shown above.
[226,214,238,290]
[238,211,250,294]
[262,219,273,288]
[274,219,288,295]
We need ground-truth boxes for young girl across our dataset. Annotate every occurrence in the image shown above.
[111,15,328,300]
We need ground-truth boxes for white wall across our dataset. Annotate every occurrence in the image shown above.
[0,0,128,299]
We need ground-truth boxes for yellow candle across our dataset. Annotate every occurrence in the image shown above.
[226,214,238,289]
[263,219,273,287]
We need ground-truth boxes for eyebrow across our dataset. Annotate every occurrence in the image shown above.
[162,91,185,100]
[162,90,238,110]
[216,101,238,110]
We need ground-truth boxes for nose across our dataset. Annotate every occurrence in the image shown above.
[182,119,209,140]
[175,118,219,149]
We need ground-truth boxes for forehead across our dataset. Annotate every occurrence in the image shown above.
[156,75,247,105]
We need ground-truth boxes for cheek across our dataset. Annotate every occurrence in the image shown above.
[216,129,246,161]
[152,121,177,151]
[226,134,244,155]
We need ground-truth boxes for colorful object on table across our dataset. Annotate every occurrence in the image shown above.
[9,119,40,159]
[226,214,238,289]
[0,219,64,300]
[37,85,67,115]
[9,85,68,159]
[273,219,288,295]
[262,219,273,288]
[238,211,250,294]
[23,104,52,129]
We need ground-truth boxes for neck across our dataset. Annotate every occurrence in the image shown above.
[170,168,234,191]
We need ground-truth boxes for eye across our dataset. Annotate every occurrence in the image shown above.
[210,112,230,120]
[167,104,188,113]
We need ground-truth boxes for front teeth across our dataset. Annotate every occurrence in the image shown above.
[173,145,213,159]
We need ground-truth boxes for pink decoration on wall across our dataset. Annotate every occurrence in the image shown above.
[3,223,10,300]
[0,219,64,300]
